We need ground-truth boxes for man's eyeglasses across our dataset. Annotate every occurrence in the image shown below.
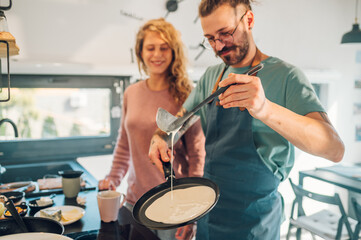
[201,11,247,50]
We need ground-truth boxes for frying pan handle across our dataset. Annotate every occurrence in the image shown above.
[162,161,175,181]
[5,199,28,232]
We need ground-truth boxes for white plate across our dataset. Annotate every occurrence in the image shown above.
[35,205,85,225]
[0,233,72,240]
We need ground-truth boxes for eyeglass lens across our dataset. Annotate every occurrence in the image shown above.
[202,11,247,49]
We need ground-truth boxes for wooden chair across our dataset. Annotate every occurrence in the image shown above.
[351,197,361,240]
[286,179,356,240]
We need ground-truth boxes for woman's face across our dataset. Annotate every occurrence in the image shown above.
[141,31,173,76]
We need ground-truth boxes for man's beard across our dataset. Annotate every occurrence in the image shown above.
[215,31,249,66]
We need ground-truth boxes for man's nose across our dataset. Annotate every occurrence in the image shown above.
[214,40,226,52]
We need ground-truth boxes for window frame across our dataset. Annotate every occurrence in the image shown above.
[0,74,130,165]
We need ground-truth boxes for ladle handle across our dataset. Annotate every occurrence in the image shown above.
[202,63,264,107]
[177,63,264,124]
[5,199,28,233]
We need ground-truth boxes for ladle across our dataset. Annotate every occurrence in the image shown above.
[156,63,264,133]
[5,199,28,232]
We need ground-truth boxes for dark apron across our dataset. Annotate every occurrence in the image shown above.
[196,49,282,240]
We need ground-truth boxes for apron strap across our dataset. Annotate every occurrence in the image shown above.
[252,48,263,68]
[211,66,229,95]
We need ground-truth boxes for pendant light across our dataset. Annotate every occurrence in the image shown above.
[0,0,19,102]
[341,0,361,44]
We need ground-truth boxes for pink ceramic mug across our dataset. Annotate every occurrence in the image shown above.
[97,191,126,222]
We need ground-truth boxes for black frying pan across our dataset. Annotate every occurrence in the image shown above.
[0,216,64,236]
[132,161,220,230]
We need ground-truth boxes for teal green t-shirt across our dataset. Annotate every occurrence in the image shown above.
[183,57,325,181]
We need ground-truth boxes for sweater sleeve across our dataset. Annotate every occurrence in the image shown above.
[182,119,206,177]
[106,91,131,186]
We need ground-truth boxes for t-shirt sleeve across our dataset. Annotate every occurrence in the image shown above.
[183,69,211,131]
[285,67,325,115]
[183,79,203,112]
[183,65,226,132]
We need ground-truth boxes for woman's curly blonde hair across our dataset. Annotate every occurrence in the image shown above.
[135,18,192,105]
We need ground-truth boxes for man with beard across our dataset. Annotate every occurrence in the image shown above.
[149,0,345,239]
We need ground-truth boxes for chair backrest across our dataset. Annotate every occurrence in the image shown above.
[352,197,361,221]
[288,178,353,239]
[351,197,361,240]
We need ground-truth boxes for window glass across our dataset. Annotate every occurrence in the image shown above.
[0,88,111,140]
[311,83,328,110]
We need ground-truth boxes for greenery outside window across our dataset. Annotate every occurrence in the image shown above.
[0,74,130,165]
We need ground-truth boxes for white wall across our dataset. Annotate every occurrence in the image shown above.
[251,0,361,167]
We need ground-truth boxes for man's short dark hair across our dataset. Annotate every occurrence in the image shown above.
[198,0,254,17]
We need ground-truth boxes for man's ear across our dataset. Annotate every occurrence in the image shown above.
[246,10,255,30]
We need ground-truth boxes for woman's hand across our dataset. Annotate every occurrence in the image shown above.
[175,223,196,240]
[98,178,116,191]
[149,133,172,173]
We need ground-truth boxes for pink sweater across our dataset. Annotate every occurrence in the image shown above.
[107,80,206,205]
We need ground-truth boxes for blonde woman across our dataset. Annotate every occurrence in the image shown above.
[98,18,205,240]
